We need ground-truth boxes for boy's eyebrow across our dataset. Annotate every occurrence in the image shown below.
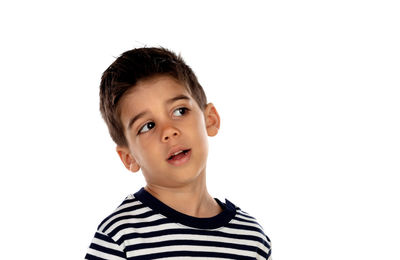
[128,111,148,130]
[165,94,190,104]
[127,94,191,130]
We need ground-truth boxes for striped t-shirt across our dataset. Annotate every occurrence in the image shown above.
[85,188,272,259]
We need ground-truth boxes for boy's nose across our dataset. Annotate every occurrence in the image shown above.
[161,126,180,142]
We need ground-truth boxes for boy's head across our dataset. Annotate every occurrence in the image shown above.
[100,47,208,148]
[99,47,220,187]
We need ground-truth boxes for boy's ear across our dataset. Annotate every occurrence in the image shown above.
[116,146,140,172]
[204,103,220,137]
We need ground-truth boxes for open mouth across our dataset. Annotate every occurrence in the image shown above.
[167,149,191,161]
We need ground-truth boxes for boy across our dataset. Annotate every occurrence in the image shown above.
[85,47,272,259]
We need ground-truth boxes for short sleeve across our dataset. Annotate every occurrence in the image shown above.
[266,237,272,260]
[85,231,127,260]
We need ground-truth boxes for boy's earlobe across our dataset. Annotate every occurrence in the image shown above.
[205,103,220,137]
[116,146,141,172]
[129,163,140,172]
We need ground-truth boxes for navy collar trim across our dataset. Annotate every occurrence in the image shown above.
[134,187,237,229]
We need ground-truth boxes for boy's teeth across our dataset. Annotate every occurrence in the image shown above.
[173,150,183,156]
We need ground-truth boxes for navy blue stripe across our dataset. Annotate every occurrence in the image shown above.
[117,228,265,245]
[257,247,269,259]
[120,197,138,206]
[226,222,265,234]
[93,231,115,242]
[98,203,146,230]
[107,218,172,236]
[102,209,160,232]
[85,232,126,258]
[130,250,257,260]
[126,238,266,255]
[265,234,271,243]
[84,253,108,260]
[237,211,256,220]
[234,215,259,225]
[266,248,272,259]
[89,243,126,258]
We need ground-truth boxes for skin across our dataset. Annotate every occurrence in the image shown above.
[116,75,222,218]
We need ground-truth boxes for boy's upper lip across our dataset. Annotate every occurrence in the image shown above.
[166,145,191,160]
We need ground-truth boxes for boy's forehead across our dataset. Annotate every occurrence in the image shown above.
[125,75,190,98]
[118,75,194,122]
[124,75,191,103]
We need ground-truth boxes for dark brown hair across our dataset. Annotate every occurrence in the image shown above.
[99,47,207,147]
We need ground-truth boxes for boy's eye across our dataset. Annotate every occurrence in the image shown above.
[138,122,155,134]
[172,107,189,117]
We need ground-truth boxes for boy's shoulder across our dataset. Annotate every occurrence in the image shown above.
[96,193,143,233]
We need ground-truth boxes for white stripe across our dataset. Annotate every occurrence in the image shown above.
[218,226,267,240]
[126,244,257,258]
[218,227,271,251]
[159,257,233,260]
[124,232,267,251]
[99,206,153,232]
[104,211,164,233]
[92,236,125,252]
[125,194,134,200]
[199,230,270,256]
[236,211,257,221]
[112,222,178,241]
[231,218,263,229]
[118,199,142,211]
[113,221,267,245]
[86,248,125,260]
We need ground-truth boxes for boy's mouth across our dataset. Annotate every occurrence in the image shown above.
[167,149,191,160]
[166,149,191,166]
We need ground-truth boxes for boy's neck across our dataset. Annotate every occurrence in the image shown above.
[144,174,222,218]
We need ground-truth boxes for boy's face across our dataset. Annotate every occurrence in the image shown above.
[116,75,220,188]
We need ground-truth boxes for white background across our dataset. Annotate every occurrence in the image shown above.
[0,1,399,259]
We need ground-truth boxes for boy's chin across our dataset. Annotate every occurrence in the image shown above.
[154,170,205,188]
